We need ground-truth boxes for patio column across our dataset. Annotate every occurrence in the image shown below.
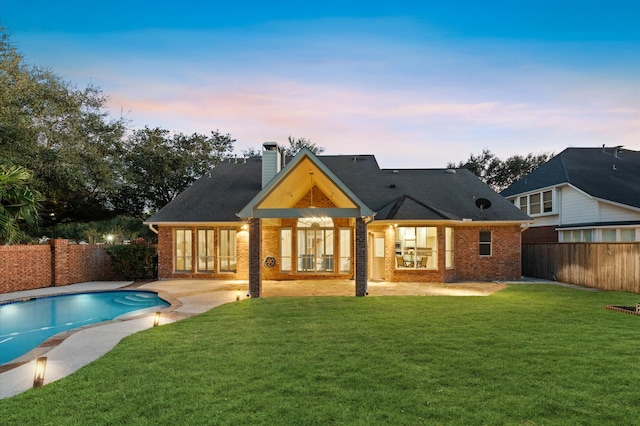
[248,218,262,298]
[355,217,368,296]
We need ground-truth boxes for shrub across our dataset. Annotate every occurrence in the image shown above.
[105,244,157,279]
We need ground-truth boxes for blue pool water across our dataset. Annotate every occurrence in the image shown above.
[0,290,169,365]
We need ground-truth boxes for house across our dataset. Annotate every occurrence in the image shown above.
[501,146,640,243]
[145,142,531,297]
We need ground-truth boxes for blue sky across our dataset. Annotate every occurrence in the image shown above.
[2,1,639,167]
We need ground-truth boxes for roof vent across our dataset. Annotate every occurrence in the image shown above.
[389,184,396,188]
[392,170,399,174]
[446,169,456,174]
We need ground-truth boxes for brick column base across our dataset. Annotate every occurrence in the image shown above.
[355,218,367,296]
[248,219,262,298]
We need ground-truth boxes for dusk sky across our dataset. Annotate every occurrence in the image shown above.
[1,1,638,168]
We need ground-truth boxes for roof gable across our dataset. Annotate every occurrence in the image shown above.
[238,148,374,219]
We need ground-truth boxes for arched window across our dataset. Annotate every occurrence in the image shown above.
[297,217,334,272]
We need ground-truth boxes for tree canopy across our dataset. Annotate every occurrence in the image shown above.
[284,135,325,156]
[448,149,553,191]
[117,127,235,217]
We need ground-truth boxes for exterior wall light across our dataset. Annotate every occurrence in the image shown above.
[153,312,161,327]
[33,357,48,388]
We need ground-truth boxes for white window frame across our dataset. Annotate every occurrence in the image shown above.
[197,229,215,272]
[175,228,192,272]
[511,189,554,217]
[479,230,492,257]
[395,226,438,270]
[219,228,237,273]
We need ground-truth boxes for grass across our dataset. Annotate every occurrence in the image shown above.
[1,285,638,425]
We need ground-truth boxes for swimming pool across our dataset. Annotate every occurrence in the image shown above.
[0,290,170,365]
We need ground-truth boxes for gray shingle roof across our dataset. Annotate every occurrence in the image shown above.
[501,147,640,209]
[146,153,530,223]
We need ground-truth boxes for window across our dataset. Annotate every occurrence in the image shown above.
[601,229,616,242]
[280,228,292,272]
[297,217,334,272]
[542,190,553,213]
[197,229,215,272]
[339,228,351,273]
[445,227,453,269]
[529,193,541,215]
[479,230,492,256]
[519,196,528,214]
[175,229,192,272]
[219,229,237,272]
[395,226,438,269]
[515,190,553,216]
[619,229,636,242]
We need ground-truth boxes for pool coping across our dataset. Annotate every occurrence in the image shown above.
[0,286,181,373]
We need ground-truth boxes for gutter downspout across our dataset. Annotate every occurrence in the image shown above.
[148,224,159,234]
[520,223,530,233]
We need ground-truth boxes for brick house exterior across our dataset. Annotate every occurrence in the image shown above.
[146,143,531,296]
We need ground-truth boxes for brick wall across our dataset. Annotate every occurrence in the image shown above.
[454,225,522,281]
[0,240,113,294]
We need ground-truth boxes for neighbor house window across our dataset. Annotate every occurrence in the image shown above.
[619,229,636,242]
[219,229,237,272]
[601,229,617,242]
[479,230,492,256]
[280,228,292,272]
[297,217,334,272]
[197,229,215,272]
[445,227,453,269]
[515,190,553,216]
[395,226,438,269]
[175,229,192,272]
[339,228,352,273]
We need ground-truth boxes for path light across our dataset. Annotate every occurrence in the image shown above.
[153,312,161,327]
[33,357,47,388]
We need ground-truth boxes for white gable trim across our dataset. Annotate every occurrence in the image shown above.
[237,147,374,219]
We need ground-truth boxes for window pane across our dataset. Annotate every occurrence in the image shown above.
[197,229,214,272]
[220,229,236,272]
[445,227,453,269]
[175,229,192,272]
[519,196,528,213]
[601,229,616,242]
[281,228,292,272]
[529,193,541,214]
[543,190,553,212]
[339,228,351,273]
[620,229,635,242]
[479,230,491,256]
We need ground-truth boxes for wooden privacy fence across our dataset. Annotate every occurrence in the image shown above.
[522,243,640,294]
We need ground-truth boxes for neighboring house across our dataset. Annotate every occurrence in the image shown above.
[501,146,640,244]
[145,142,531,296]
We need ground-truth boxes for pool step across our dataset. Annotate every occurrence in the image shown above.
[113,293,157,306]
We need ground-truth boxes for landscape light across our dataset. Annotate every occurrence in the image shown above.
[33,357,48,388]
[153,312,161,327]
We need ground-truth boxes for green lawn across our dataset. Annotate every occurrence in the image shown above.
[1,285,638,425]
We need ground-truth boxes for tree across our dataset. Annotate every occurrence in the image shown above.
[283,135,325,156]
[0,27,127,223]
[448,149,553,191]
[118,127,235,216]
[0,165,41,244]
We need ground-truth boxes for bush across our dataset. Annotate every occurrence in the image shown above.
[105,244,157,280]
